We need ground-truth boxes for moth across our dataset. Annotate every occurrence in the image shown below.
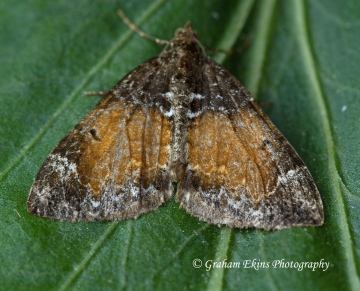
[27,15,324,230]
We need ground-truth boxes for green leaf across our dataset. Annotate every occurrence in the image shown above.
[1,0,359,290]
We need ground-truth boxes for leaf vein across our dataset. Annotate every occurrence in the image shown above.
[294,1,360,289]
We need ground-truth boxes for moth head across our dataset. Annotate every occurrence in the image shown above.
[171,22,205,55]
[174,22,198,39]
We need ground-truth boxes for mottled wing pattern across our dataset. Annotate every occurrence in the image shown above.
[177,57,324,230]
[27,58,173,221]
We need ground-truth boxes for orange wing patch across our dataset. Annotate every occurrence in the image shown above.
[77,101,171,198]
[77,102,126,196]
[187,111,277,202]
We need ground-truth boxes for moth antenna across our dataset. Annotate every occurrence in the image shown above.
[194,37,206,56]
[118,10,169,45]
[84,90,109,96]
